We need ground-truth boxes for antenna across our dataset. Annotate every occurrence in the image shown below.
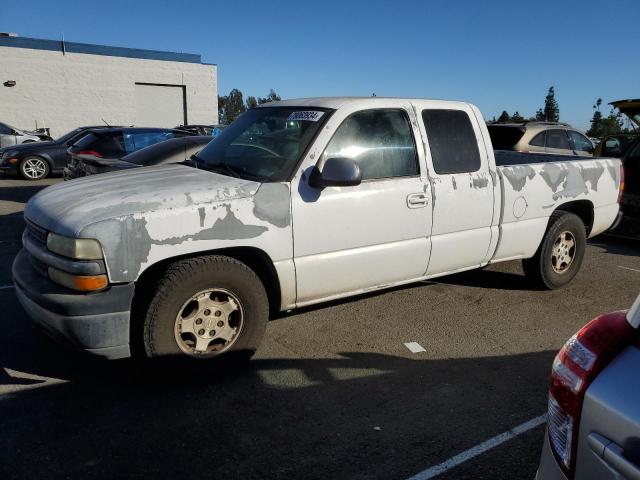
[101,118,111,127]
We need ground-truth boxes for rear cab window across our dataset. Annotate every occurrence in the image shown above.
[422,109,481,174]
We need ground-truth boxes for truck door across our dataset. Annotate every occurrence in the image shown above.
[291,103,433,306]
[414,102,495,275]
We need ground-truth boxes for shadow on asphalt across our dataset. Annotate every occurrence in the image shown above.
[0,184,52,206]
[590,234,640,257]
[435,268,533,291]
[0,334,553,480]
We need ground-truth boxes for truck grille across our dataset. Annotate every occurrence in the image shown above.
[25,221,48,246]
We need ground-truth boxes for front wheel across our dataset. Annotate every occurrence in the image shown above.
[522,211,586,289]
[141,255,269,365]
[19,156,50,180]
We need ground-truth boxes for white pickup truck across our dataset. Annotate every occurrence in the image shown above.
[13,97,622,363]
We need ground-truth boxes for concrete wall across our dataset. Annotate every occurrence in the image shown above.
[0,46,217,138]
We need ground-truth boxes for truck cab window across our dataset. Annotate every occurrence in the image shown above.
[323,109,419,180]
[421,109,481,174]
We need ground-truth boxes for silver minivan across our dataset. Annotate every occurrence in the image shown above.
[0,122,43,148]
[536,293,640,479]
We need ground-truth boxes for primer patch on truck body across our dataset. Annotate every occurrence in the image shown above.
[501,165,536,191]
[23,165,297,282]
[252,183,291,228]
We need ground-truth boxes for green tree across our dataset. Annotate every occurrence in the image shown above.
[511,111,525,123]
[497,110,511,123]
[601,108,624,137]
[258,89,282,104]
[542,86,560,122]
[535,108,545,121]
[246,96,258,109]
[218,88,246,125]
[586,98,603,137]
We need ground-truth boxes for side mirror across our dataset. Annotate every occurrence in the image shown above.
[309,157,362,188]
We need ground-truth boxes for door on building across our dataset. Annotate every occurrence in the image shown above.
[134,83,186,128]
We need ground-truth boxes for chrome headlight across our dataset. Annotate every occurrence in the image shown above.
[46,232,103,260]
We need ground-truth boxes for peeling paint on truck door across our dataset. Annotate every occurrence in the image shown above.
[291,100,433,305]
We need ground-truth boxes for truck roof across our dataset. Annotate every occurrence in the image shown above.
[261,96,472,110]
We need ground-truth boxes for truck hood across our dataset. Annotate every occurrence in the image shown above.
[25,164,260,236]
[611,99,640,127]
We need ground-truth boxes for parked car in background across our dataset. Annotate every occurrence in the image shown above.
[63,127,194,180]
[64,135,211,179]
[536,293,640,480]
[13,97,622,364]
[488,122,595,156]
[605,99,640,238]
[0,126,119,180]
[175,124,226,137]
[595,134,636,159]
[0,122,46,148]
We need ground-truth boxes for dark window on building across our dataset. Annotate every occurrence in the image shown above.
[529,131,547,147]
[323,109,419,180]
[422,109,481,174]
[546,129,571,150]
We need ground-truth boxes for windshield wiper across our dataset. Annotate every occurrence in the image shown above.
[208,162,240,178]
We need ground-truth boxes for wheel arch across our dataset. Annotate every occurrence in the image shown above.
[132,246,283,318]
[553,200,594,235]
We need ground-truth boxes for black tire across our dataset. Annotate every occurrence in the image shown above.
[522,211,586,289]
[141,255,269,365]
[19,156,50,180]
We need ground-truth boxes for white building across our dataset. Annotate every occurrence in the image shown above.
[0,35,218,138]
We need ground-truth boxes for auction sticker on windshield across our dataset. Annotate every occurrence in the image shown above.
[287,111,325,122]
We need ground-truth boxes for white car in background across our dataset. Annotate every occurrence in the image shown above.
[0,121,47,148]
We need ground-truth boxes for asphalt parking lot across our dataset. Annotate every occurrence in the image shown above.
[1,175,638,480]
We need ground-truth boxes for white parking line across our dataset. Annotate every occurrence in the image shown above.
[618,266,640,273]
[0,284,14,290]
[406,414,547,480]
[404,342,426,353]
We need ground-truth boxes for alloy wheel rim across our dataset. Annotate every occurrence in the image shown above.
[23,158,47,179]
[551,231,576,274]
[174,288,244,357]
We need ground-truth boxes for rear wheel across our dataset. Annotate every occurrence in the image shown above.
[522,211,586,289]
[141,255,269,366]
[19,156,50,180]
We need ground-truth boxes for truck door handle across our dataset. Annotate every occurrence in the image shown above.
[588,433,640,480]
[407,193,429,208]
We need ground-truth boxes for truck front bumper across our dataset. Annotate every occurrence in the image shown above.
[12,249,134,359]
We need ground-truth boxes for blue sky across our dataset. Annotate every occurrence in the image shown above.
[2,0,639,130]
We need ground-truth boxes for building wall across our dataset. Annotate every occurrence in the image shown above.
[0,46,217,137]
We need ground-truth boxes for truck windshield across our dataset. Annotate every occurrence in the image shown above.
[193,107,331,182]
